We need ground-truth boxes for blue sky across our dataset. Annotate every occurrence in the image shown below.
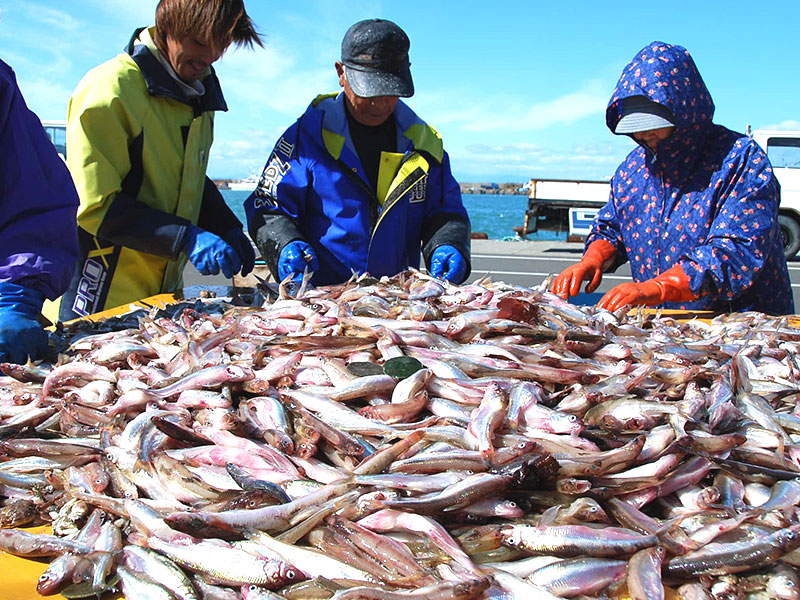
[2,0,798,183]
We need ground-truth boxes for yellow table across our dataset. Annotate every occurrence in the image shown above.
[2,526,122,600]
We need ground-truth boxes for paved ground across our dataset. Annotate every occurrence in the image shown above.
[184,239,800,309]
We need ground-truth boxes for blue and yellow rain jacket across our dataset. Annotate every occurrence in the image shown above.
[244,93,471,286]
[588,41,793,314]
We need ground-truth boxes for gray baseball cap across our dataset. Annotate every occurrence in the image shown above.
[341,19,414,98]
[615,95,675,134]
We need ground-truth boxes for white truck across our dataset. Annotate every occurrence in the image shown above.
[521,129,800,258]
[754,130,800,258]
[519,178,609,241]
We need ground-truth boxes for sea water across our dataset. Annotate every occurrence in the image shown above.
[221,190,566,242]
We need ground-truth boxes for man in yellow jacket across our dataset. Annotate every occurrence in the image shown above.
[59,0,261,321]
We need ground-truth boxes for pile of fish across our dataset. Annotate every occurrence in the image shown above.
[2,270,800,600]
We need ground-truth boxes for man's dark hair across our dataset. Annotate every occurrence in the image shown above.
[155,0,263,53]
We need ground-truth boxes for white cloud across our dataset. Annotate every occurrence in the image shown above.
[760,120,800,131]
[207,125,289,180]
[449,140,629,182]
[464,83,608,133]
[12,3,82,32]
[208,36,343,178]
[84,0,158,25]
[216,45,334,116]
[15,77,73,121]
[410,79,609,140]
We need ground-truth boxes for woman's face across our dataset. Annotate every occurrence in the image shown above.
[633,126,676,152]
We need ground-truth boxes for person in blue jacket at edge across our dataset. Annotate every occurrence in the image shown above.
[0,53,80,364]
[244,19,471,286]
[552,41,794,315]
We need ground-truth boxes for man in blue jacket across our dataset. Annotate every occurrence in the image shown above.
[552,41,793,315]
[0,58,80,363]
[245,19,471,286]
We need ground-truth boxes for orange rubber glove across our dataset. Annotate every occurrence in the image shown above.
[596,263,698,312]
[552,239,617,299]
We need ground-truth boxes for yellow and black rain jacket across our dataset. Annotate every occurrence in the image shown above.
[58,27,241,320]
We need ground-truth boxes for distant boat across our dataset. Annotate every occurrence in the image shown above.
[227,174,259,191]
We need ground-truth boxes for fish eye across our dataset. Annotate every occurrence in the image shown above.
[568,415,577,421]
[287,569,296,579]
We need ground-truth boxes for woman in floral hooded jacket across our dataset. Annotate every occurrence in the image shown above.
[553,41,794,315]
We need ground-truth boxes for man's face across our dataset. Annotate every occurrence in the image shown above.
[633,126,676,152]
[336,62,399,126]
[164,35,224,83]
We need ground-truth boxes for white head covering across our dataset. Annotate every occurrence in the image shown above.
[615,96,675,134]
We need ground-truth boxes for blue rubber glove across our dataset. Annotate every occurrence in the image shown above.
[182,224,241,279]
[221,228,256,277]
[430,245,468,283]
[278,241,319,281]
[0,282,48,365]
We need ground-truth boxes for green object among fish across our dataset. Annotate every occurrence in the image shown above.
[358,277,380,287]
[61,574,120,598]
[383,356,424,380]
[347,362,384,377]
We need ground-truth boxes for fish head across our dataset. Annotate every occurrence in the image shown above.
[652,545,667,563]
[445,315,469,338]
[566,498,608,523]
[37,555,80,595]
[37,572,66,596]
[779,524,800,552]
[498,524,520,547]
[494,499,524,518]
[453,577,491,598]
[241,583,280,599]
[226,365,255,382]
[549,412,585,435]
[263,559,307,588]
[450,512,489,525]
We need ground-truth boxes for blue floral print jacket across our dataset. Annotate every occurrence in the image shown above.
[587,41,794,315]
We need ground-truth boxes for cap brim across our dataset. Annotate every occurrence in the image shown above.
[345,65,414,98]
[615,112,675,134]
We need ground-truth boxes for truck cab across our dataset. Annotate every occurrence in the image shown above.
[751,130,800,258]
